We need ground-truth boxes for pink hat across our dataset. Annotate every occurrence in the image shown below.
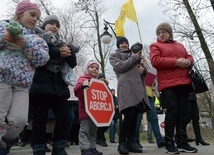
[15,0,41,15]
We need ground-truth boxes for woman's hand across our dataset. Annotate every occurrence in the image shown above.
[176,58,189,68]
[138,65,145,75]
[60,45,72,57]
[132,50,142,58]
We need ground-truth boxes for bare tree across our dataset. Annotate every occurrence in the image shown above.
[75,0,115,75]
[159,0,214,128]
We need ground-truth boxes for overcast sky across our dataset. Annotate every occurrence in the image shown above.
[0,0,168,45]
[0,0,168,90]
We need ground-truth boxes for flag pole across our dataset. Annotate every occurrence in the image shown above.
[136,22,150,68]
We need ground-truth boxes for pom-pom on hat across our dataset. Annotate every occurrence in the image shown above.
[116,36,129,48]
[83,60,100,75]
[156,22,173,38]
[41,15,60,29]
[15,0,40,15]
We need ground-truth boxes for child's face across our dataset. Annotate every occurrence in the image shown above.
[18,9,41,30]
[44,22,60,34]
[88,64,99,78]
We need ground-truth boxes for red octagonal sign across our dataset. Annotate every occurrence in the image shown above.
[84,78,115,127]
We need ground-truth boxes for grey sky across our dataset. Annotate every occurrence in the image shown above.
[0,0,168,90]
[0,0,168,45]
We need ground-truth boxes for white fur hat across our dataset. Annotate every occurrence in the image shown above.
[83,60,99,75]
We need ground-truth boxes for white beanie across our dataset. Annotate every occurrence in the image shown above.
[83,60,99,75]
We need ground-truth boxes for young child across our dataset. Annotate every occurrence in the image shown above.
[0,0,49,154]
[29,15,77,155]
[74,60,103,155]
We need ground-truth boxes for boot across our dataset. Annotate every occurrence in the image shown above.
[90,148,103,155]
[2,137,19,153]
[118,133,129,154]
[118,141,129,154]
[134,140,143,148]
[52,140,68,155]
[195,137,210,146]
[81,149,93,155]
[0,141,6,155]
[187,137,195,142]
[127,135,142,153]
[192,115,209,146]
[33,144,46,155]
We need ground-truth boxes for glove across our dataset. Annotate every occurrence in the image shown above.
[5,21,23,37]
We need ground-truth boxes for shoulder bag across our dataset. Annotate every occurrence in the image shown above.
[189,64,208,94]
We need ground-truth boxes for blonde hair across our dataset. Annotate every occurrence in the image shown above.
[13,13,23,22]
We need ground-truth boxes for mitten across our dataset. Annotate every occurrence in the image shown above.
[5,21,23,37]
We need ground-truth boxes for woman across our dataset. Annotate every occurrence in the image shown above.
[109,37,150,154]
[150,22,197,154]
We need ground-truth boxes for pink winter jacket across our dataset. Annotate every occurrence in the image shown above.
[74,74,93,121]
[150,39,193,91]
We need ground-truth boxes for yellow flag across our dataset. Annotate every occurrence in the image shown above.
[115,6,126,36]
[123,0,138,23]
[115,23,125,36]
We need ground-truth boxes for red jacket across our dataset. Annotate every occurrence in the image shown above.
[74,74,94,121]
[150,39,193,91]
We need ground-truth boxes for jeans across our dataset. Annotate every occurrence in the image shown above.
[109,119,118,140]
[134,113,143,143]
[147,97,163,144]
[134,97,163,144]
[147,120,153,141]
[109,111,122,141]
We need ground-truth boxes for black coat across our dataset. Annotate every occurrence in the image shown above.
[29,43,77,98]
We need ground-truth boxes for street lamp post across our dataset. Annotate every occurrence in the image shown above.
[100,24,112,44]
[100,19,117,44]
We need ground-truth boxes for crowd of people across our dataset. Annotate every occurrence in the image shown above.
[0,0,210,155]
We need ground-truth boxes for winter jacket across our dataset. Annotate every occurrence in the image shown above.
[74,74,94,121]
[0,20,49,89]
[150,39,193,91]
[109,48,150,113]
[29,42,77,98]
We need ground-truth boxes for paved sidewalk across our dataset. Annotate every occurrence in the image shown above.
[9,142,214,155]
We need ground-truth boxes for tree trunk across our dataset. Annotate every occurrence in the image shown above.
[183,0,214,87]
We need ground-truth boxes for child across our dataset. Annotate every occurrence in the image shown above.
[0,0,49,154]
[74,60,103,155]
[29,14,77,155]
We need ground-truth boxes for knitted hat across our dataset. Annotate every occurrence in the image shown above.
[116,36,129,48]
[15,0,40,15]
[83,60,99,75]
[41,15,60,29]
[156,22,173,38]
